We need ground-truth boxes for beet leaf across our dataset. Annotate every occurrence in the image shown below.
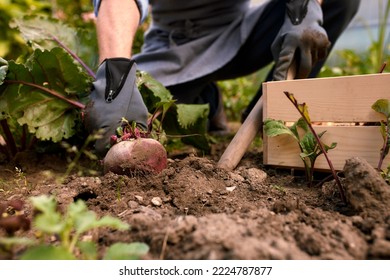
[10,15,98,77]
[137,71,210,152]
[265,117,336,187]
[371,99,390,171]
[1,16,210,160]
[0,48,91,143]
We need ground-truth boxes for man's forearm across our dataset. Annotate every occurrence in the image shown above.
[96,0,140,63]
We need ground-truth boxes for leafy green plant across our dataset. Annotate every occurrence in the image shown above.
[264,118,336,187]
[0,15,211,163]
[136,71,210,152]
[284,92,345,202]
[0,0,52,60]
[0,195,149,260]
[371,99,390,180]
[0,48,90,160]
[321,0,390,77]
[264,92,345,202]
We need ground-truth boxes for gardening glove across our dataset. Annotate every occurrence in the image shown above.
[84,58,148,156]
[272,0,330,81]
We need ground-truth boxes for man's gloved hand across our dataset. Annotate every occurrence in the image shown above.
[271,0,330,81]
[84,58,148,156]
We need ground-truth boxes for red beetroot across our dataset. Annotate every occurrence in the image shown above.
[103,138,167,175]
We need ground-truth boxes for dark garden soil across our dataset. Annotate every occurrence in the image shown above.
[1,128,390,260]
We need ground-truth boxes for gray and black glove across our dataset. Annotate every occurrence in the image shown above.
[272,0,330,81]
[84,58,148,156]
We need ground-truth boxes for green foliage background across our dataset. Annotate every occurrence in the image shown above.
[0,0,94,60]
[2,0,389,120]
[320,0,390,77]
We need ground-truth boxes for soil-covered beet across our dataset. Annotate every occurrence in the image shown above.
[1,137,390,260]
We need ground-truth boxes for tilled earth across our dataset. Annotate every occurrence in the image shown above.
[1,141,390,260]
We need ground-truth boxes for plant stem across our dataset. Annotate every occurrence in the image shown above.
[5,80,86,110]
[0,141,10,161]
[0,119,17,157]
[377,120,390,171]
[68,232,80,255]
[20,125,27,151]
[305,119,345,202]
[284,91,346,203]
[377,0,390,70]
[379,62,387,73]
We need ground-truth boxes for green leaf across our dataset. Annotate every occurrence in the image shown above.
[30,195,58,214]
[77,241,98,260]
[175,104,210,151]
[32,208,63,234]
[380,121,388,139]
[0,237,35,247]
[299,130,336,162]
[93,216,130,231]
[296,117,309,132]
[300,132,318,159]
[323,141,337,152]
[21,245,76,260]
[264,119,299,142]
[137,71,173,110]
[0,48,91,141]
[288,118,308,140]
[11,16,68,50]
[176,104,208,129]
[68,200,129,235]
[103,242,149,260]
[137,70,210,151]
[25,48,91,95]
[30,195,65,234]
[10,15,98,70]
[372,99,390,118]
[155,100,176,117]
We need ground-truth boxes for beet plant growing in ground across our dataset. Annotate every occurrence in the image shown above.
[264,92,345,203]
[0,16,211,164]
[264,118,335,186]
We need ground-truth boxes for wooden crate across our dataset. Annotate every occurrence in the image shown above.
[263,73,390,171]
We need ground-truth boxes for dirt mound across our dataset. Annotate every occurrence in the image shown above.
[1,150,390,259]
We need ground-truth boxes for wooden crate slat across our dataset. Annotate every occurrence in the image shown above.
[263,126,389,171]
[263,73,390,123]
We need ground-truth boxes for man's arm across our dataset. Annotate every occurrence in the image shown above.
[85,0,150,156]
[96,0,142,63]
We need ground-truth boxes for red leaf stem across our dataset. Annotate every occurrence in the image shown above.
[5,80,86,110]
[0,119,17,157]
[284,91,346,204]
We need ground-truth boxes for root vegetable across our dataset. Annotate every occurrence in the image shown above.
[103,138,167,175]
